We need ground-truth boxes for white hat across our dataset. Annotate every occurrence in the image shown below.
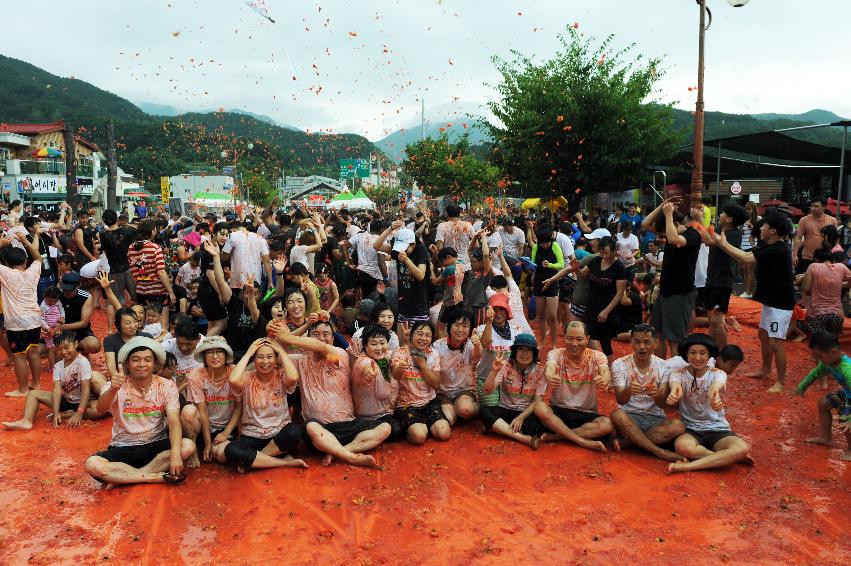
[193,335,234,364]
[392,228,416,252]
[117,336,166,366]
[586,228,612,240]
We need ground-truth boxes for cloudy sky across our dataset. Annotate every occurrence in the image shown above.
[5,0,850,140]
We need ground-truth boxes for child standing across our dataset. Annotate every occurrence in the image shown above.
[794,332,851,461]
[40,286,65,366]
[462,232,493,326]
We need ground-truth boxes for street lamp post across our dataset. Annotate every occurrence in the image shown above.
[690,0,749,209]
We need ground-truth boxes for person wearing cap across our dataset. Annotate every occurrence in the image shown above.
[0,231,48,396]
[84,337,196,485]
[270,318,391,468]
[480,333,546,449]
[664,333,752,473]
[610,324,686,462]
[374,220,430,325]
[710,212,796,394]
[530,228,565,350]
[476,293,519,408]
[221,337,307,472]
[641,198,702,360]
[535,321,612,452]
[489,249,534,336]
[57,271,102,355]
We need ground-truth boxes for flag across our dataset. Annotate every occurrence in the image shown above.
[244,0,275,23]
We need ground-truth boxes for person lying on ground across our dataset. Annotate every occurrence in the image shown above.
[84,336,196,486]
[222,338,307,472]
[535,320,613,452]
[479,333,546,450]
[792,332,851,462]
[665,333,753,473]
[270,317,390,468]
[2,331,107,431]
[609,323,685,462]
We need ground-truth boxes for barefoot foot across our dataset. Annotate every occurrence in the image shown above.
[186,453,201,469]
[804,437,831,446]
[667,461,690,474]
[1,419,33,431]
[612,437,622,452]
[840,451,851,462]
[583,440,607,453]
[4,389,28,398]
[745,370,768,380]
[657,450,685,463]
[321,454,334,466]
[740,453,756,466]
[284,458,309,468]
[766,382,784,394]
[342,453,377,468]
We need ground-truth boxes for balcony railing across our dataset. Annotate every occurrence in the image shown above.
[19,159,66,175]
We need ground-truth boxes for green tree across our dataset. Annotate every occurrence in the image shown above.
[241,172,276,207]
[485,26,680,203]
[403,133,500,206]
[363,185,399,208]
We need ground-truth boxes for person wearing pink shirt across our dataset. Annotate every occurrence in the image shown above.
[350,325,402,439]
[271,317,391,468]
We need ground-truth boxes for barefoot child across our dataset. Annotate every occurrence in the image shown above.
[40,286,65,367]
[2,331,102,430]
[479,333,546,449]
[793,332,851,461]
[665,333,752,473]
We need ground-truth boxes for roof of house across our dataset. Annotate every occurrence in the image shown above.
[0,120,100,152]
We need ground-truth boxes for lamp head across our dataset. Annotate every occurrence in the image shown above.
[727,0,749,6]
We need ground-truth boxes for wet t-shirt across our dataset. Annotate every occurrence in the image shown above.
[495,362,547,411]
[163,337,204,388]
[292,347,356,424]
[104,377,180,447]
[186,365,239,430]
[391,346,440,408]
[52,355,91,404]
[432,338,477,395]
[546,348,606,412]
[351,356,399,418]
[610,354,667,417]
[474,323,517,386]
[668,367,729,431]
[238,369,295,439]
[436,219,474,265]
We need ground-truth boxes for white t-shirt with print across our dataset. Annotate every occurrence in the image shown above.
[53,355,92,404]
[610,354,667,417]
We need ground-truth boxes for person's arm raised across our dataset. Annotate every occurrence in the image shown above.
[228,339,266,394]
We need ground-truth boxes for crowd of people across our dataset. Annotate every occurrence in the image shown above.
[0,193,848,487]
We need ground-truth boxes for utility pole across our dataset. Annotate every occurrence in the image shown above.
[421,98,425,141]
[63,122,78,211]
[689,0,708,209]
[106,119,117,211]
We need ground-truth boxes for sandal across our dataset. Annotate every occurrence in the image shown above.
[162,472,186,484]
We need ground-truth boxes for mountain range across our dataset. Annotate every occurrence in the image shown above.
[1,53,847,172]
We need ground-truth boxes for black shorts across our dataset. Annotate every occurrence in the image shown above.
[304,418,375,448]
[357,271,380,297]
[685,428,738,450]
[74,328,96,343]
[550,406,601,429]
[439,389,477,404]
[395,397,447,430]
[558,277,576,304]
[695,287,708,316]
[366,413,404,441]
[479,405,545,436]
[702,285,733,314]
[233,424,302,454]
[6,327,41,355]
[533,274,558,298]
[95,437,171,469]
[825,390,850,413]
[59,398,80,412]
[196,427,234,451]
[198,290,228,322]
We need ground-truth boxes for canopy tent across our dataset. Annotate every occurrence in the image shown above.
[331,190,354,201]
[328,196,375,210]
[521,196,568,212]
[353,189,369,199]
[826,197,850,216]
